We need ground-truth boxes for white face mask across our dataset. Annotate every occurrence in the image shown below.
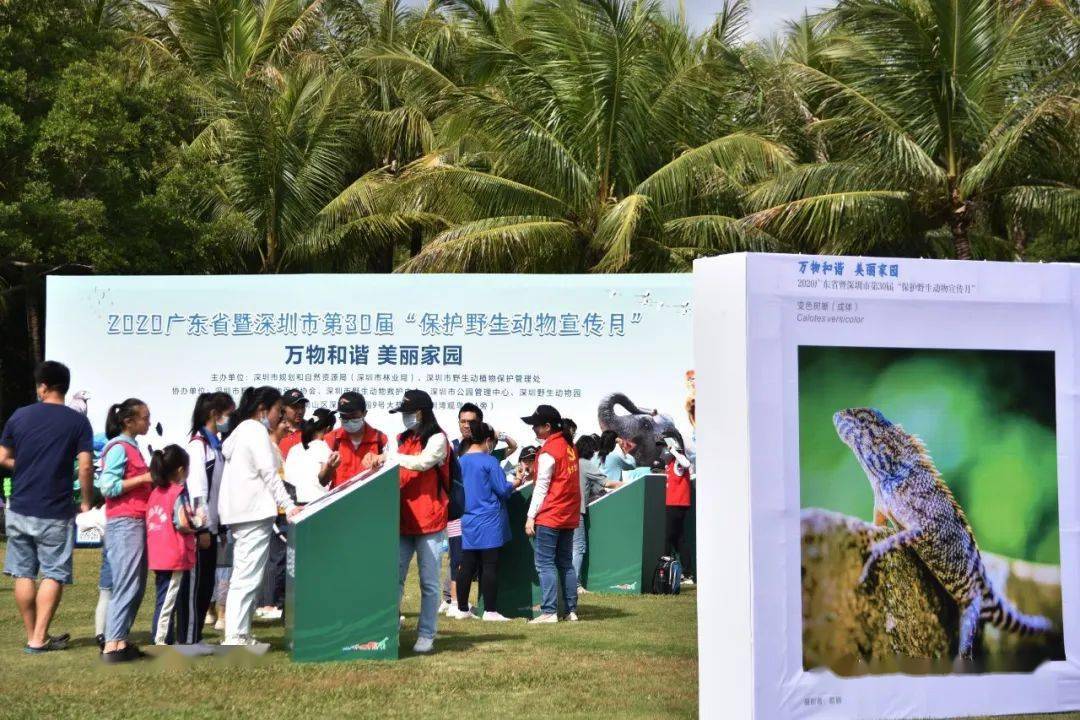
[342,418,365,434]
[403,413,420,430]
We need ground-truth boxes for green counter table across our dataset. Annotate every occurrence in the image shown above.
[485,482,545,619]
[583,473,666,594]
[286,464,400,662]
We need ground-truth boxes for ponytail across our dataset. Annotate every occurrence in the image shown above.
[460,420,495,452]
[190,392,236,437]
[105,398,146,440]
[233,386,282,425]
[149,444,189,489]
[301,408,336,449]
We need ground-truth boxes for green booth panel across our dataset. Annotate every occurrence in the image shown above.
[583,473,666,594]
[484,482,545,619]
[287,465,400,662]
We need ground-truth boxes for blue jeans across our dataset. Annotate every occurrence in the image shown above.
[104,517,147,643]
[534,524,578,615]
[399,531,444,640]
[572,515,587,584]
[2,510,75,584]
[99,545,113,591]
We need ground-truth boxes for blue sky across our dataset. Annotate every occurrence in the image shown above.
[679,0,830,37]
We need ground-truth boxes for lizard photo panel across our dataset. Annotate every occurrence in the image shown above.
[798,346,1063,676]
[693,254,1080,720]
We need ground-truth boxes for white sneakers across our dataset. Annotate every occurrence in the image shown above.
[527,613,559,624]
[438,601,452,615]
[213,618,225,631]
[482,611,511,622]
[254,607,283,621]
[527,612,580,624]
[681,577,695,587]
[447,606,474,620]
[413,636,435,653]
[399,615,405,630]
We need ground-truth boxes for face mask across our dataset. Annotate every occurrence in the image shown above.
[342,418,365,434]
[217,416,231,433]
[403,413,419,430]
[260,416,272,430]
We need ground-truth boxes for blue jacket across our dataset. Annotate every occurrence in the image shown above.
[460,452,514,550]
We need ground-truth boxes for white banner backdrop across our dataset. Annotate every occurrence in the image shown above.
[46,274,693,458]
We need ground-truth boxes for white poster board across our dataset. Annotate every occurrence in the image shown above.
[45,274,693,457]
[695,253,1080,719]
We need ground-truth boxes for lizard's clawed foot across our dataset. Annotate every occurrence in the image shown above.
[857,554,879,586]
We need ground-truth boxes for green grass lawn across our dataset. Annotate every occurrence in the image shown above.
[0,544,698,720]
[1,545,1076,720]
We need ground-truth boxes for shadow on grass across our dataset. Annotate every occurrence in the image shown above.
[399,631,527,657]
[576,605,631,621]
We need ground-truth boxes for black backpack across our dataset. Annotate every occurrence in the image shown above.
[651,555,683,595]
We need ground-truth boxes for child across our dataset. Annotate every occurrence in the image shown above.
[146,445,198,645]
[661,430,694,585]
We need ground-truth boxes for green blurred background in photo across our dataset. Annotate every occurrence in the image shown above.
[799,347,1058,565]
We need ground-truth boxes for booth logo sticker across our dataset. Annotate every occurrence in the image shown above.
[342,637,389,653]
[612,582,637,591]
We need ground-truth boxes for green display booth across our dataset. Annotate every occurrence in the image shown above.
[583,473,666,594]
[486,482,545,619]
[286,465,400,662]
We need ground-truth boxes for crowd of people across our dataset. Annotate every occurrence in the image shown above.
[0,360,696,661]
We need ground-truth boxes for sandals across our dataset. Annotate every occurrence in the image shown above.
[23,633,71,654]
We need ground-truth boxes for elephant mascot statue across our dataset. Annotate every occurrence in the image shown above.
[597,392,678,468]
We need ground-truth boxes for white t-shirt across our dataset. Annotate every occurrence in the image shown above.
[284,439,332,504]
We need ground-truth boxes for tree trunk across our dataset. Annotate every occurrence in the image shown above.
[949,186,973,260]
[25,285,42,368]
[1012,217,1028,260]
[263,226,279,273]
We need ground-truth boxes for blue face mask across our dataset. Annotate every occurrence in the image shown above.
[342,418,365,434]
[259,417,272,431]
[217,416,230,433]
[403,413,419,430]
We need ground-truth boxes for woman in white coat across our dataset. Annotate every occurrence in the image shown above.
[180,391,234,643]
[217,386,298,646]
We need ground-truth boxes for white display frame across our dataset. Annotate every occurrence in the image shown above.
[694,253,1080,719]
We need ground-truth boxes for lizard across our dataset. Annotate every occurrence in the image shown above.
[832,407,1054,659]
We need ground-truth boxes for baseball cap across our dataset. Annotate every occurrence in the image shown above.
[283,389,308,407]
[337,392,367,415]
[521,404,561,428]
[389,389,434,414]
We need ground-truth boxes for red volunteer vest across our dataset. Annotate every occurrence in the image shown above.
[665,460,691,507]
[327,425,389,488]
[101,439,151,519]
[533,432,581,530]
[397,431,451,536]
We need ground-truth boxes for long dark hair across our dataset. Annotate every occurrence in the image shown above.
[401,407,442,447]
[233,386,282,425]
[598,430,619,463]
[150,445,190,489]
[301,408,336,449]
[460,420,495,453]
[575,434,599,460]
[190,392,236,436]
[105,398,146,440]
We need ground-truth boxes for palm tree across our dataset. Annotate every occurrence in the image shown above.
[367,0,790,272]
[132,0,408,272]
[746,0,1079,259]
